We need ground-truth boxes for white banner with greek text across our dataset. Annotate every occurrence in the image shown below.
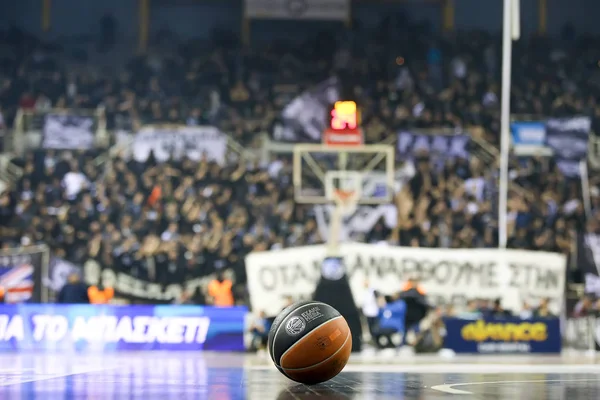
[245,244,567,316]
[132,126,227,164]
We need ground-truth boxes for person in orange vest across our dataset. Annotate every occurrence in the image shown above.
[207,271,234,307]
[87,285,115,304]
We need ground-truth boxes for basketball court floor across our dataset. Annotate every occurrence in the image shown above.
[0,351,598,399]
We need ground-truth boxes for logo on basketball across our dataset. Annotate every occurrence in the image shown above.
[316,336,331,349]
[285,316,306,335]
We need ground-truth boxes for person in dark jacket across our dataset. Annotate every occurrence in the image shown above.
[399,278,431,345]
[57,273,90,304]
[489,298,512,319]
[313,257,363,352]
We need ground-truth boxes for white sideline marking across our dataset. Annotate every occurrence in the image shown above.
[0,367,115,387]
[431,379,600,395]
[252,363,600,374]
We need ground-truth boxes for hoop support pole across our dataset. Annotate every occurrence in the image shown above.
[327,205,343,257]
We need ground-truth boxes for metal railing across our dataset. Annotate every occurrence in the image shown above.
[0,126,23,192]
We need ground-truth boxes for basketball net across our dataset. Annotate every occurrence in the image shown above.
[333,189,359,218]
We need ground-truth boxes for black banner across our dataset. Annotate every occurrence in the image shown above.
[544,117,591,177]
[81,259,230,304]
[42,257,233,304]
[272,77,340,143]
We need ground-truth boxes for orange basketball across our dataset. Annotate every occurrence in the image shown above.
[268,301,352,385]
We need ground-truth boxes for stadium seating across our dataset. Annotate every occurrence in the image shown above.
[0,23,597,305]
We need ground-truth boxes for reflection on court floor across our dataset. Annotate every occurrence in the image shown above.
[0,352,598,399]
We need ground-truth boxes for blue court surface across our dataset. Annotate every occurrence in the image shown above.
[0,352,598,399]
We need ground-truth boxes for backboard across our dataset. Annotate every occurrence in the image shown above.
[293,100,395,256]
[292,143,395,205]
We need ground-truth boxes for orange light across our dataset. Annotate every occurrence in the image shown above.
[330,101,358,130]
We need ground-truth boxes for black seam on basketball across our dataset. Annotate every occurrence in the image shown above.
[278,316,344,364]
[280,330,350,371]
[271,304,341,365]
[270,301,325,365]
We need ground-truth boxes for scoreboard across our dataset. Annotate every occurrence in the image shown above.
[324,101,362,146]
[330,101,360,130]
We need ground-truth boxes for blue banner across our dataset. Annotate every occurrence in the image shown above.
[0,305,247,352]
[510,121,546,146]
[442,317,561,354]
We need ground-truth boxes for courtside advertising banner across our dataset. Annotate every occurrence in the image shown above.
[245,244,567,317]
[0,305,247,351]
[443,317,562,354]
[244,0,350,21]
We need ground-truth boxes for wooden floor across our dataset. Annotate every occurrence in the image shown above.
[0,351,599,399]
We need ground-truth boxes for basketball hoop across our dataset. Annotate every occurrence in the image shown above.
[333,189,359,217]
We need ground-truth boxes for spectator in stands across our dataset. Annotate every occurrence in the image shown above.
[533,298,555,318]
[57,273,90,304]
[399,278,430,345]
[0,16,598,310]
[361,279,380,342]
[413,312,446,354]
[207,271,234,307]
[373,293,405,349]
[488,299,512,319]
[573,295,594,318]
[179,286,207,306]
[457,300,482,320]
[248,311,270,352]
[519,301,534,319]
[88,285,115,304]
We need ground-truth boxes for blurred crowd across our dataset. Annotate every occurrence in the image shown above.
[1,148,318,304]
[391,153,585,253]
[1,16,600,303]
[3,21,600,147]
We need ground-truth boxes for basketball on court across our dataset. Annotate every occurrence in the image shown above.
[268,300,352,385]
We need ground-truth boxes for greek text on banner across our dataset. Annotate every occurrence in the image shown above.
[0,305,247,351]
[244,0,350,21]
[245,244,566,316]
